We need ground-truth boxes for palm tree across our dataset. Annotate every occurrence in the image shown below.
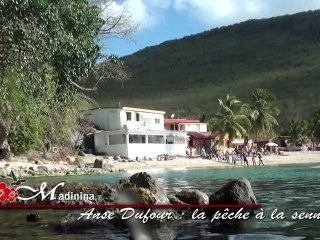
[287,119,310,146]
[249,89,280,141]
[209,94,251,142]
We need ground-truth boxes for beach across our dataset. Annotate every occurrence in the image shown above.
[111,151,320,171]
[1,151,319,178]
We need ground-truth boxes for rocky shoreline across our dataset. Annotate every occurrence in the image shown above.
[0,155,125,179]
[11,172,258,239]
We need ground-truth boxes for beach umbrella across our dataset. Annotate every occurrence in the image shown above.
[265,142,278,147]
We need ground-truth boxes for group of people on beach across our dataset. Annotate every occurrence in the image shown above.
[199,145,265,166]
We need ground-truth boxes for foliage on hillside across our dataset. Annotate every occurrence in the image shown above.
[0,0,134,156]
[91,10,320,123]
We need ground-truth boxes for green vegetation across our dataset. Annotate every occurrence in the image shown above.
[249,89,280,140]
[0,0,134,156]
[91,10,320,123]
[209,94,251,141]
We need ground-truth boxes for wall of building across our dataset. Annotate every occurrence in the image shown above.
[94,130,188,159]
[199,123,208,132]
[123,110,164,131]
[84,109,122,131]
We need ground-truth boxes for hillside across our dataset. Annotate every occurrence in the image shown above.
[90,10,320,122]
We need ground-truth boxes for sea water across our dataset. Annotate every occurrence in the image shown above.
[1,164,320,239]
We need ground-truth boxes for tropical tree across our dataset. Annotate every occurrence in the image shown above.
[287,119,310,146]
[209,94,251,142]
[249,88,280,141]
[308,108,320,149]
[0,0,136,155]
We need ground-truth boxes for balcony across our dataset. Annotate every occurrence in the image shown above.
[124,121,146,130]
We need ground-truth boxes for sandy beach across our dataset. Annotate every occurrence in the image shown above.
[0,151,319,178]
[111,151,320,172]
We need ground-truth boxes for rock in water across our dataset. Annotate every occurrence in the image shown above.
[209,178,257,205]
[118,172,169,204]
[117,172,178,225]
[26,213,40,222]
[207,178,257,233]
[175,190,209,205]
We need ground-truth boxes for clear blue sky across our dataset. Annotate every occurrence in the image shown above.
[102,0,320,57]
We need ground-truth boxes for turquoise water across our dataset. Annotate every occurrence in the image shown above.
[1,164,320,239]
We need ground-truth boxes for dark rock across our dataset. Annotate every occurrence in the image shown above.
[26,213,40,222]
[176,190,209,205]
[209,178,257,205]
[168,195,187,205]
[117,172,178,223]
[73,158,85,169]
[29,167,35,171]
[207,178,257,226]
[78,151,85,156]
[93,159,107,168]
[52,213,111,234]
[118,172,169,204]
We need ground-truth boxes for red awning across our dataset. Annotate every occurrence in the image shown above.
[187,131,219,139]
[164,118,200,124]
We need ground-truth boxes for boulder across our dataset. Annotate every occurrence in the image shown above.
[52,213,110,234]
[206,178,257,231]
[26,213,40,222]
[117,172,178,223]
[93,159,107,168]
[176,190,209,205]
[168,195,187,205]
[209,178,257,205]
[118,172,170,204]
[72,158,86,169]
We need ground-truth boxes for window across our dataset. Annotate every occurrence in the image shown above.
[148,135,164,144]
[126,112,132,121]
[175,135,186,144]
[109,134,126,145]
[129,134,146,143]
[136,113,140,121]
[166,135,174,144]
[155,118,160,124]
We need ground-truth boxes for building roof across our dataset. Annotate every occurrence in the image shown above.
[164,118,201,124]
[86,106,166,115]
[122,107,166,114]
[187,131,219,139]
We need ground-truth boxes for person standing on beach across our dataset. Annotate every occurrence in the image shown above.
[242,146,249,166]
[252,152,257,166]
[258,152,264,166]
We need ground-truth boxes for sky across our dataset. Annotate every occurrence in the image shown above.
[102,0,320,57]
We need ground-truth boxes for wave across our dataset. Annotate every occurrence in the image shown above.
[310,166,320,168]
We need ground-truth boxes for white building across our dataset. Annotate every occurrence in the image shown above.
[164,118,208,132]
[84,107,188,159]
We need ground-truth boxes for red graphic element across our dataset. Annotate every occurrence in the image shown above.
[0,182,10,202]
[7,187,19,202]
[0,203,262,209]
[0,182,18,203]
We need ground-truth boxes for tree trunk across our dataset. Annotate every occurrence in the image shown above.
[0,120,12,160]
